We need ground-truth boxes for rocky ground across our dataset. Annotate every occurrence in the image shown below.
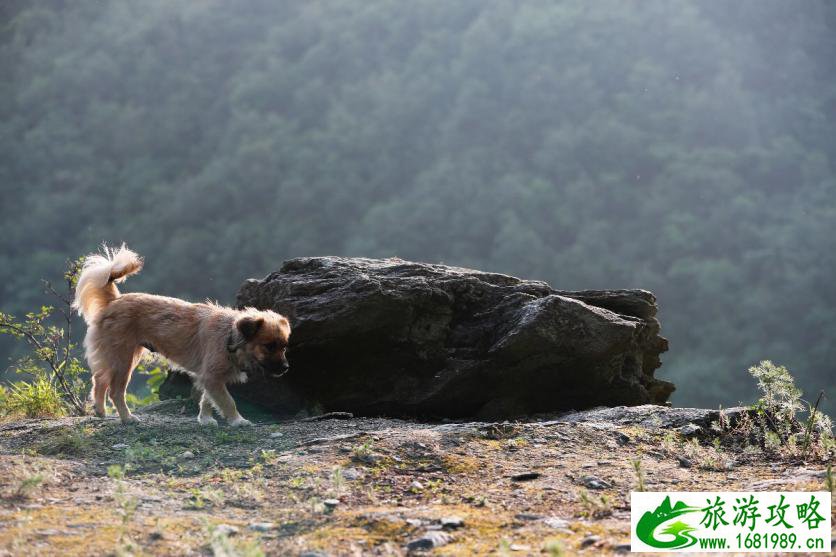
[0,402,832,556]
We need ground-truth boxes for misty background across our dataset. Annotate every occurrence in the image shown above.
[1,1,834,413]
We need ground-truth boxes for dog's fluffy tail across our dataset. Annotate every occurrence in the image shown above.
[73,244,143,324]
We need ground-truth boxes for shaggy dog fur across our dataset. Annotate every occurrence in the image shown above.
[73,245,290,426]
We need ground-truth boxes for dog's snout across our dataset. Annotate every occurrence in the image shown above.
[281,361,290,371]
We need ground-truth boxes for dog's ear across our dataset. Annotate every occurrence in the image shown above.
[237,316,264,340]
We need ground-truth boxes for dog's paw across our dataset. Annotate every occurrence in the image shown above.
[121,414,141,425]
[228,417,252,427]
[198,415,218,426]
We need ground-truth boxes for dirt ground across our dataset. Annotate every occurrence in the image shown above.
[0,402,832,556]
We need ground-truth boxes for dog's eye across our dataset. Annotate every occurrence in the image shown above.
[264,341,278,351]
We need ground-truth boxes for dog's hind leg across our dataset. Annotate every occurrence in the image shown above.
[108,347,144,424]
[91,373,110,418]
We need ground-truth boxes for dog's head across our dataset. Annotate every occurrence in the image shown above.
[232,310,291,379]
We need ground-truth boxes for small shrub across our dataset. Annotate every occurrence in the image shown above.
[3,377,66,418]
[0,259,89,416]
[747,360,833,456]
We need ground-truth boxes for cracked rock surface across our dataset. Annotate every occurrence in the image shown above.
[183,256,677,419]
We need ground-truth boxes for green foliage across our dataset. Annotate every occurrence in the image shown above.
[631,458,646,492]
[0,1,834,414]
[125,362,167,408]
[2,377,66,418]
[0,259,87,416]
[749,361,803,433]
[747,360,832,456]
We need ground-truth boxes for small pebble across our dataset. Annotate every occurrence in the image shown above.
[543,517,569,529]
[580,535,601,548]
[612,542,631,553]
[677,456,692,468]
[342,467,363,480]
[510,544,531,552]
[613,431,632,445]
[180,450,195,459]
[269,431,284,438]
[248,522,275,532]
[111,443,129,450]
[510,472,541,482]
[323,499,340,509]
[440,516,464,529]
[410,480,424,491]
[514,513,542,521]
[215,524,239,537]
[678,423,702,437]
[582,476,611,489]
[405,531,452,551]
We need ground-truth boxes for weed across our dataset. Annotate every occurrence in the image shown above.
[825,463,833,494]
[2,377,66,418]
[186,487,224,510]
[660,430,679,454]
[258,449,278,465]
[352,439,373,458]
[219,468,246,483]
[14,473,44,499]
[631,458,645,492]
[36,426,92,456]
[577,488,612,518]
[424,478,444,492]
[125,443,167,469]
[542,539,565,556]
[108,464,139,552]
[330,467,345,494]
[205,521,264,557]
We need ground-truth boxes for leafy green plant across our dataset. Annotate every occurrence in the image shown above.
[125,362,168,407]
[0,259,88,415]
[3,376,66,418]
[748,360,833,455]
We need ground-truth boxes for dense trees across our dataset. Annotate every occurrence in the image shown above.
[1,1,834,412]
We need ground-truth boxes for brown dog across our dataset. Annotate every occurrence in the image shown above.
[73,245,290,426]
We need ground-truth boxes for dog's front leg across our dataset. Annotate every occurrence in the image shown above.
[204,382,251,427]
[197,391,218,426]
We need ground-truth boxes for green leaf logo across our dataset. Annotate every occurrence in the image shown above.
[636,496,701,549]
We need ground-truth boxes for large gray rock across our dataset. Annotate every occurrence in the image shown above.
[163,257,673,418]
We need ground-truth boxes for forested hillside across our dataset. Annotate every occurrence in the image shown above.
[1,1,834,412]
